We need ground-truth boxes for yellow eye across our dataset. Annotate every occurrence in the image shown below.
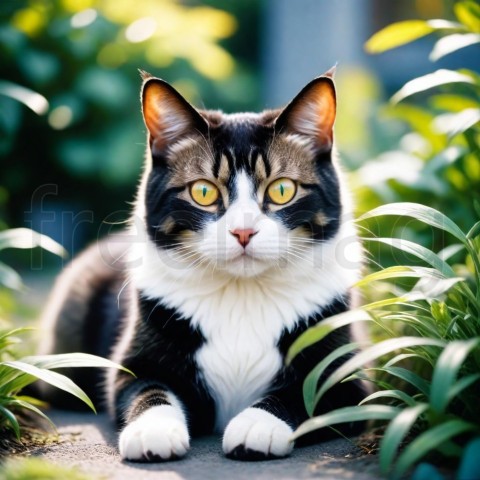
[267,178,296,205]
[190,180,219,206]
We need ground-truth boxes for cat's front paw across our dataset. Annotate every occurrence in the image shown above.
[223,407,294,460]
[119,405,190,462]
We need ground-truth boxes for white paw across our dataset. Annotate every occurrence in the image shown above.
[119,405,190,461]
[223,407,294,459]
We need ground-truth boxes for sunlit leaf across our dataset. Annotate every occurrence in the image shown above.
[430,94,479,112]
[0,361,96,413]
[380,403,429,474]
[21,352,134,375]
[286,309,372,364]
[292,405,400,440]
[365,20,463,54]
[313,337,445,409]
[0,80,49,115]
[359,389,417,407]
[393,420,477,479]
[391,70,475,104]
[432,108,480,138]
[362,237,456,278]
[355,266,446,289]
[0,262,24,290]
[358,202,467,243]
[430,33,480,61]
[454,1,480,33]
[0,228,67,258]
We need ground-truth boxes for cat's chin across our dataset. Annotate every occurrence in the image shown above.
[221,254,273,278]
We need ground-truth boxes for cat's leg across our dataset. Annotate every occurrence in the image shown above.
[222,396,295,460]
[116,381,190,462]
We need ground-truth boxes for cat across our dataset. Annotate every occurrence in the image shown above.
[38,68,367,462]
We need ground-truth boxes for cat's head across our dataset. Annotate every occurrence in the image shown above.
[138,70,347,278]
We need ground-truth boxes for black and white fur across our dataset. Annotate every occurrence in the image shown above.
[39,70,367,462]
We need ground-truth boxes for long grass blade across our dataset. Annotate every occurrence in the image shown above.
[358,202,467,243]
[20,352,134,375]
[292,405,400,441]
[379,403,429,475]
[303,343,360,416]
[430,338,480,413]
[355,266,446,288]
[0,361,96,412]
[313,337,445,410]
[359,389,417,407]
[362,237,456,278]
[286,309,372,364]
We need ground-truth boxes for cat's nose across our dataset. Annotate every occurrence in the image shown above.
[230,228,257,247]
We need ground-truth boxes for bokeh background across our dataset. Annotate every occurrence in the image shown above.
[1,0,479,325]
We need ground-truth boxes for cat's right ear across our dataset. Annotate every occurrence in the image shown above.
[141,77,208,154]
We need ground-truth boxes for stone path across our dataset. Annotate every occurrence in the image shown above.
[27,410,383,480]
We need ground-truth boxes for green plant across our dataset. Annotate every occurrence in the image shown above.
[0,227,132,443]
[288,205,480,478]
[355,0,480,241]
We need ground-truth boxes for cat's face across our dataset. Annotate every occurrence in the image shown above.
[140,72,343,277]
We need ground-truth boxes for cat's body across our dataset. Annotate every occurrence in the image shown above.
[39,71,367,461]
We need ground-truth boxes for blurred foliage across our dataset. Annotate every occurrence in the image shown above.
[0,0,260,247]
[349,1,480,275]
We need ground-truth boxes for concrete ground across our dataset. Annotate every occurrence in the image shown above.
[27,410,383,480]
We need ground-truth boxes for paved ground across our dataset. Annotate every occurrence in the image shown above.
[27,410,383,480]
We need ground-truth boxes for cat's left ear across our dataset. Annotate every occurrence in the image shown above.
[141,75,208,154]
[275,71,336,150]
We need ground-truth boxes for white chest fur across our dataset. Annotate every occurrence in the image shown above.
[129,220,361,431]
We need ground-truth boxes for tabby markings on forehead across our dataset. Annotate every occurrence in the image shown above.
[252,151,267,182]
[217,154,230,183]
[267,134,318,184]
[166,137,216,188]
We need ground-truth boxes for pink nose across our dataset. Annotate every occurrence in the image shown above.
[230,228,257,247]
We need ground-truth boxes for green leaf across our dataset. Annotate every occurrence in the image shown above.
[430,94,479,113]
[0,261,24,290]
[392,420,477,479]
[0,361,96,413]
[359,389,417,407]
[0,404,20,439]
[303,342,360,416]
[362,237,456,278]
[286,309,372,364]
[467,220,480,240]
[364,20,462,54]
[380,366,431,396]
[355,266,446,289]
[433,108,480,138]
[391,70,475,104]
[454,1,480,33]
[429,338,480,414]
[313,337,444,409]
[20,352,134,375]
[0,228,67,258]
[380,403,429,474]
[430,33,480,61]
[4,398,56,432]
[0,80,49,115]
[447,373,480,402]
[292,404,400,440]
[358,202,467,243]
[437,243,464,261]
